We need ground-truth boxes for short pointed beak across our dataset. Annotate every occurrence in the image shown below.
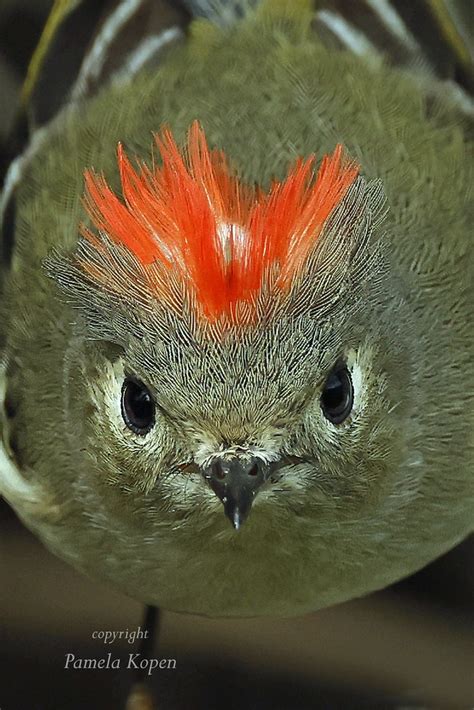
[202,457,268,529]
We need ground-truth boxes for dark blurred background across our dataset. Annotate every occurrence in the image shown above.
[0,2,473,708]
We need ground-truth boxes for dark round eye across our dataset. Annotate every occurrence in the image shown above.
[320,366,353,424]
[121,378,155,435]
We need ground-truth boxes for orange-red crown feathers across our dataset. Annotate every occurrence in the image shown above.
[80,121,359,321]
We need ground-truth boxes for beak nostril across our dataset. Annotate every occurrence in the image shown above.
[203,456,269,529]
[212,462,226,480]
[247,463,259,477]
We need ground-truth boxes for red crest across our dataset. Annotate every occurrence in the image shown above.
[81,121,359,321]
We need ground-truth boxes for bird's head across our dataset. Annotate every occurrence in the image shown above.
[47,121,413,545]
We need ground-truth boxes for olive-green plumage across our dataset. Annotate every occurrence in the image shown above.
[0,0,472,616]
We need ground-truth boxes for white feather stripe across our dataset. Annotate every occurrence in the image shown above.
[111,28,184,86]
[365,0,421,53]
[0,363,44,509]
[316,10,377,56]
[70,0,145,102]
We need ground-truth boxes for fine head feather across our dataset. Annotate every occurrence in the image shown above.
[77,120,359,324]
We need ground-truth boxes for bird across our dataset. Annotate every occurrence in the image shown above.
[0,0,472,622]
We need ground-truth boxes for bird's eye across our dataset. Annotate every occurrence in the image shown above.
[121,378,155,435]
[320,366,353,424]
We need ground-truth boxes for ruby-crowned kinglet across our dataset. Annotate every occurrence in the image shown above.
[0,0,472,617]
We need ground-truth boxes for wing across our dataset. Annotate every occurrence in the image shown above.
[0,0,190,502]
[314,0,474,94]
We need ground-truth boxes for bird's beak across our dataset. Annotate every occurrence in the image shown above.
[202,457,268,530]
